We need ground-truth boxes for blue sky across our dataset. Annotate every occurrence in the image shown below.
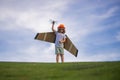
[0,0,120,62]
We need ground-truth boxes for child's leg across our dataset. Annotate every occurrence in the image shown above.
[56,54,60,63]
[60,54,64,63]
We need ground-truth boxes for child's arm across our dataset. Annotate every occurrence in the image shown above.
[52,21,56,32]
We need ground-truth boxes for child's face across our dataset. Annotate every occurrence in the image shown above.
[60,29,64,33]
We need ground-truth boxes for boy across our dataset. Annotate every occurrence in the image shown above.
[52,21,66,63]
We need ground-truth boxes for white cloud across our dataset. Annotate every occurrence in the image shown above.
[0,0,72,32]
[77,52,120,61]
[0,43,56,62]
[89,7,118,21]
[19,44,55,62]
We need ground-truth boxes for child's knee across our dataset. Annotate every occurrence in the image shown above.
[56,54,60,56]
[60,54,64,57]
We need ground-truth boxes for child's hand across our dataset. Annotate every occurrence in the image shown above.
[59,40,64,43]
[59,38,66,43]
[59,40,62,43]
[52,21,55,25]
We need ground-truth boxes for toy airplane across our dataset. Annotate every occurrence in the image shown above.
[34,32,78,57]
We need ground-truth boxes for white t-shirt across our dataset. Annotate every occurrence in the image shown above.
[55,32,66,48]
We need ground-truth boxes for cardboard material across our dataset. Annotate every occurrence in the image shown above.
[34,32,78,57]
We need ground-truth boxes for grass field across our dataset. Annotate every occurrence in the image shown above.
[0,61,120,80]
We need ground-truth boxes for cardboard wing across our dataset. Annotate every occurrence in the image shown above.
[34,32,78,57]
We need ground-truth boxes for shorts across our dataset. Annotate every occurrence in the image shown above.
[55,46,64,55]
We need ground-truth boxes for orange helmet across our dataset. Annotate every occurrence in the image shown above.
[58,24,65,29]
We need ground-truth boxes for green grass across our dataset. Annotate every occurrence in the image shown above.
[0,62,120,80]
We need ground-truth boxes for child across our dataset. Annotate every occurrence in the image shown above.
[52,21,66,63]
